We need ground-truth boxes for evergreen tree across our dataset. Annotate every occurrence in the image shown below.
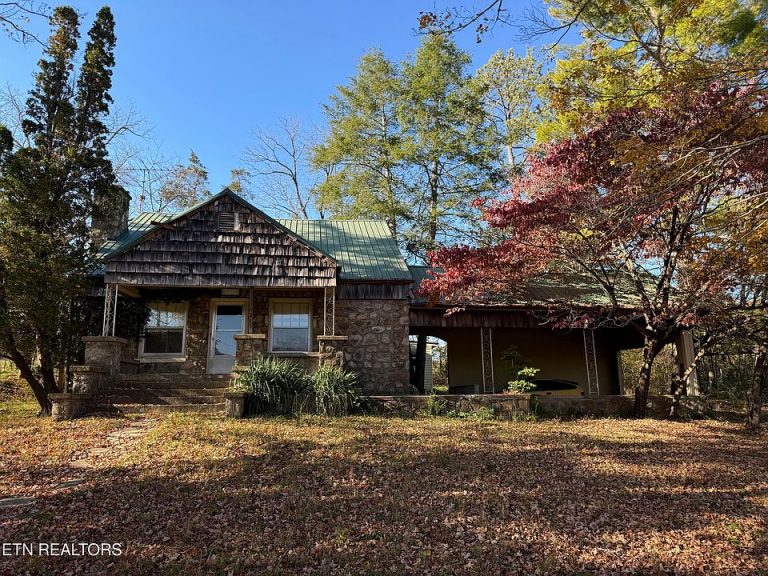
[0,6,118,414]
[399,34,501,258]
[313,50,409,237]
[314,36,501,261]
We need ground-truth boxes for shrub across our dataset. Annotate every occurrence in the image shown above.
[507,366,540,393]
[233,357,308,415]
[309,364,360,416]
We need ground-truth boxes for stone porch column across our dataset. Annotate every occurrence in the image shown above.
[317,335,349,369]
[234,334,267,368]
[82,336,127,382]
[56,336,126,416]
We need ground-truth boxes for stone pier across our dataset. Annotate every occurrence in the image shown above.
[234,334,267,368]
[317,335,349,369]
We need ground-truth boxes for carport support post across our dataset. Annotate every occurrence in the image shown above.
[674,331,700,395]
[414,335,426,394]
[583,329,599,396]
[480,327,494,393]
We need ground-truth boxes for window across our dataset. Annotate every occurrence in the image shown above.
[141,302,186,356]
[271,301,311,352]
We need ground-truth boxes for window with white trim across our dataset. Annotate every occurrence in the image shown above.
[141,302,186,356]
[271,301,311,352]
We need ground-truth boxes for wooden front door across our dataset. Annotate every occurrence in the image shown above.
[208,301,245,374]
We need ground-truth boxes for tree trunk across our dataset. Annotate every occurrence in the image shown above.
[634,338,660,417]
[670,341,684,419]
[38,346,60,394]
[428,160,439,253]
[9,347,51,415]
[746,344,767,431]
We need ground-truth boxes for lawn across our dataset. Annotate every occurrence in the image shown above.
[1,401,767,575]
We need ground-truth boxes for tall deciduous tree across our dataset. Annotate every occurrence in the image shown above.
[0,6,119,414]
[424,84,768,417]
[244,118,327,218]
[537,0,768,141]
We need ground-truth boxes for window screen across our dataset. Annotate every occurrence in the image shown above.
[143,302,186,355]
[271,302,310,352]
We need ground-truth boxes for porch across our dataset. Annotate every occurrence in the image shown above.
[96,285,341,377]
[408,305,700,397]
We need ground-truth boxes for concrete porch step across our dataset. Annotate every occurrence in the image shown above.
[110,387,231,398]
[114,403,225,415]
[118,375,234,390]
[108,392,227,405]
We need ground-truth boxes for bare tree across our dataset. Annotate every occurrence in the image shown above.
[0,1,49,45]
[0,83,30,146]
[243,117,328,219]
[111,141,178,213]
[418,1,512,42]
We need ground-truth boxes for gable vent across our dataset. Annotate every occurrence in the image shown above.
[217,211,236,231]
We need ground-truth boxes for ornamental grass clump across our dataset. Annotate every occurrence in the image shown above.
[309,364,360,416]
[233,358,360,416]
[233,357,308,415]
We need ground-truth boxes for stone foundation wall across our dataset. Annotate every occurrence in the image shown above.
[364,394,530,418]
[334,299,410,394]
[361,394,710,419]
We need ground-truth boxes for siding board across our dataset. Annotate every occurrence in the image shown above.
[105,195,337,288]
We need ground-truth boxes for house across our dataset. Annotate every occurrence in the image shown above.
[72,187,698,411]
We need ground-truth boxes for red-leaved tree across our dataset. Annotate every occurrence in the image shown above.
[423,84,768,416]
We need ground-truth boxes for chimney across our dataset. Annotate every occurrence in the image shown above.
[92,187,130,247]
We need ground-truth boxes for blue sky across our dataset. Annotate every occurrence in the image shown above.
[2,1,563,191]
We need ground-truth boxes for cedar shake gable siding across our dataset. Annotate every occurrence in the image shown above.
[103,191,337,288]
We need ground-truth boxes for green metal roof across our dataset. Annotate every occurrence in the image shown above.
[97,206,411,281]
[278,219,411,281]
[409,265,641,308]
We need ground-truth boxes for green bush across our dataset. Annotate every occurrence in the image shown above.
[233,358,360,416]
[507,366,540,393]
[310,364,360,416]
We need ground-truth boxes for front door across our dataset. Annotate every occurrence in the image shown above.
[208,301,245,374]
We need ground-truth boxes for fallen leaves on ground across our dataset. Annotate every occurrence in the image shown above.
[1,403,767,575]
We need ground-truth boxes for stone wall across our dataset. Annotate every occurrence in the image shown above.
[360,394,710,419]
[180,296,211,374]
[364,394,530,418]
[334,299,410,394]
